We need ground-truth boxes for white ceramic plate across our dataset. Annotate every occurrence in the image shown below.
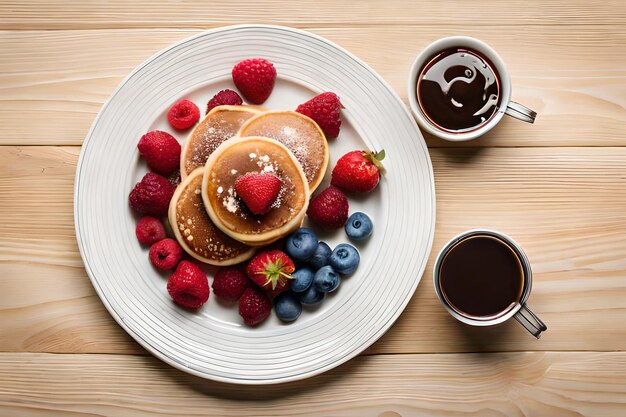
[75,24,435,384]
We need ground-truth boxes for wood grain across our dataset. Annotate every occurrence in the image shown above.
[1,27,625,146]
[0,352,625,416]
[2,146,626,355]
[1,0,625,29]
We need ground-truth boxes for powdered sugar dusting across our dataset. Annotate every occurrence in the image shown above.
[222,187,239,214]
[183,110,256,174]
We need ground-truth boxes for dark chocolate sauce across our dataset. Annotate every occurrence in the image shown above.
[439,235,523,318]
[417,48,501,133]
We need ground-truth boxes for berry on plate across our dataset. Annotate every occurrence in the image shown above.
[297,285,325,305]
[331,150,386,193]
[239,286,272,326]
[135,216,166,245]
[167,99,200,130]
[285,228,319,261]
[307,186,349,229]
[307,241,332,270]
[167,260,209,309]
[232,58,276,104]
[129,172,175,216]
[345,212,373,240]
[313,265,341,293]
[246,250,295,291]
[274,292,302,322]
[206,89,243,114]
[137,130,181,176]
[296,92,343,138]
[149,238,183,270]
[329,243,360,275]
[290,266,315,293]
[235,172,282,215]
[211,267,250,302]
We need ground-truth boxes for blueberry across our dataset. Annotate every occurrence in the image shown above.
[291,267,315,293]
[313,265,341,293]
[307,241,332,270]
[345,212,373,241]
[274,292,302,322]
[285,228,319,261]
[329,243,360,274]
[297,285,326,305]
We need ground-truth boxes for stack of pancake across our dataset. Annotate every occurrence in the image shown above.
[169,105,329,265]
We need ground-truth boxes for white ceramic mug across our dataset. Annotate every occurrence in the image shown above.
[408,36,536,141]
[433,229,547,338]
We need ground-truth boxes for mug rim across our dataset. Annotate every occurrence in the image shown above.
[407,36,512,142]
[432,229,532,327]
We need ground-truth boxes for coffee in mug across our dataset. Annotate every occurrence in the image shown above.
[408,36,537,142]
[417,48,502,134]
[433,229,547,337]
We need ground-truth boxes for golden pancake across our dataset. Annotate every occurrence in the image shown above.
[168,167,255,265]
[180,105,263,179]
[237,111,329,192]
[202,136,309,246]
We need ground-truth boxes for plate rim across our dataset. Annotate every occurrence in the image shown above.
[74,24,436,384]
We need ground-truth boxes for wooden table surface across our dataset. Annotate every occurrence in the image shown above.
[1,1,626,416]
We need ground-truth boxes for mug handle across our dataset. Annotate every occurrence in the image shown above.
[514,304,547,338]
[505,101,537,124]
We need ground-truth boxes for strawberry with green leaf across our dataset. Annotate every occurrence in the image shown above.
[331,150,386,193]
[246,250,295,291]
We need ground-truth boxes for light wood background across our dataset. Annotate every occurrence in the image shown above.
[1,1,626,416]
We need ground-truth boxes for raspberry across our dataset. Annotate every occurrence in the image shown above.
[206,89,243,114]
[167,99,200,130]
[149,238,183,270]
[307,186,349,229]
[135,216,166,245]
[239,286,272,326]
[232,58,276,104]
[128,172,175,216]
[137,130,181,176]
[212,267,250,302]
[296,92,343,138]
[167,260,209,309]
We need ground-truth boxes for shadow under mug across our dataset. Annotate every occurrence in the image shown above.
[408,36,537,142]
[433,229,547,338]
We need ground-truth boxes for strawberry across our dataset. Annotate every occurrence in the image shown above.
[235,172,282,215]
[239,287,272,326]
[206,89,243,114]
[307,186,349,229]
[232,58,276,104]
[331,150,386,193]
[166,260,209,309]
[246,250,295,291]
[137,130,181,176]
[296,92,343,138]
[212,267,250,302]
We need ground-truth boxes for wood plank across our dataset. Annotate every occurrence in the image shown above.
[1,0,625,29]
[2,146,626,355]
[0,352,624,416]
[1,27,625,146]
